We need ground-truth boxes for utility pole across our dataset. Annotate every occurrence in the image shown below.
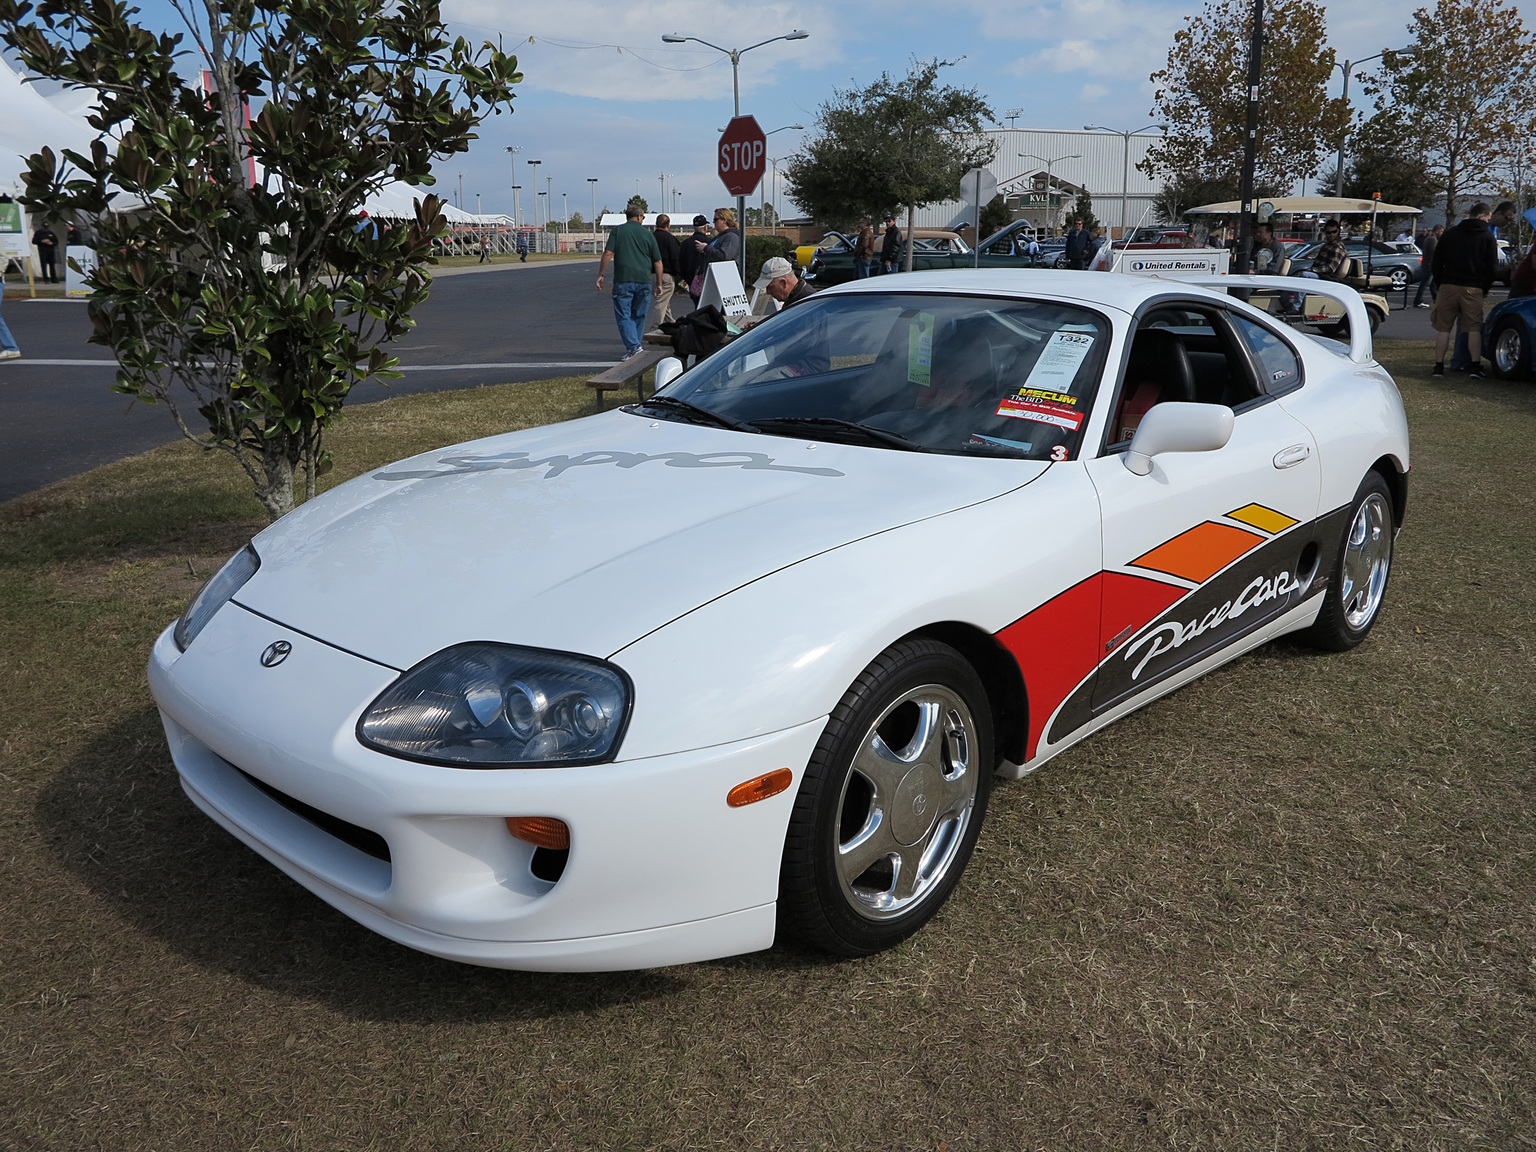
[1234,0,1264,275]
[587,178,598,234]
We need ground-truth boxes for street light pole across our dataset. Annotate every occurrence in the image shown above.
[504,145,521,225]
[661,29,809,284]
[1331,49,1408,198]
[1020,152,1081,234]
[525,160,541,228]
[587,178,598,234]
[1085,124,1157,240]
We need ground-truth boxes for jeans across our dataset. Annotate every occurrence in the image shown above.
[856,258,876,279]
[0,297,17,353]
[612,281,651,354]
[1413,274,1436,307]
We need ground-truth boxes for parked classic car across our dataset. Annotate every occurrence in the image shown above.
[151,271,1408,972]
[805,229,972,285]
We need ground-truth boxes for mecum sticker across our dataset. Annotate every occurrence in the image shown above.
[995,393,1084,429]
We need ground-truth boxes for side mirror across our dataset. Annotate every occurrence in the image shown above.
[1123,402,1234,475]
[654,356,684,391]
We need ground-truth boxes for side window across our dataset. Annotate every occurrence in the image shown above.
[1105,305,1265,448]
[1229,315,1301,395]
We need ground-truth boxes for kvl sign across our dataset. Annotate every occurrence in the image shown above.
[718,115,767,197]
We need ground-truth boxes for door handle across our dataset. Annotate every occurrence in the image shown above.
[1273,444,1311,469]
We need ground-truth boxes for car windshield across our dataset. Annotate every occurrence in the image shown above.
[648,293,1110,460]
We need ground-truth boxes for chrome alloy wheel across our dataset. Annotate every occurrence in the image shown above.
[834,685,979,920]
[1494,325,1525,376]
[1341,492,1392,630]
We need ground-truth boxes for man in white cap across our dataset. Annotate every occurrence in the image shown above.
[752,255,817,312]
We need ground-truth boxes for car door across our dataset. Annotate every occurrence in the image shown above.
[1080,303,1322,715]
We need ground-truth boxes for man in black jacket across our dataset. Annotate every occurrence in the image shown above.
[653,214,684,323]
[881,214,902,273]
[1430,203,1498,378]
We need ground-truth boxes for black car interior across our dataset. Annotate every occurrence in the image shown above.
[1107,305,1266,445]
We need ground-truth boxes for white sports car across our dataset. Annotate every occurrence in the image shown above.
[149,271,1408,972]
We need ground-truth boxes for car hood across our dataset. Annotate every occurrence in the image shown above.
[235,410,1046,668]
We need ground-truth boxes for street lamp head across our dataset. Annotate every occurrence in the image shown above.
[661,33,687,43]
[785,30,809,39]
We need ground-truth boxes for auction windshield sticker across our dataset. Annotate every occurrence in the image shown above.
[1023,330,1094,390]
[995,390,1084,430]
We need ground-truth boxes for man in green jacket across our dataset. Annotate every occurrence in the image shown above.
[596,206,663,360]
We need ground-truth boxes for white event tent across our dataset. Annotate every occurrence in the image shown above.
[0,56,96,196]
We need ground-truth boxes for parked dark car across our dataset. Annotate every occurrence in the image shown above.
[1483,293,1536,379]
[1288,239,1423,290]
[805,230,973,285]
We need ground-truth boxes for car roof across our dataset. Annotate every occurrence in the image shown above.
[817,269,1232,314]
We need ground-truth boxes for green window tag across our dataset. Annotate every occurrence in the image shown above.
[907,312,934,386]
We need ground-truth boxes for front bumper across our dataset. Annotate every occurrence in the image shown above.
[148,607,824,971]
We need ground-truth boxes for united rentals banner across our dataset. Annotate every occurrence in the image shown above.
[1107,248,1232,278]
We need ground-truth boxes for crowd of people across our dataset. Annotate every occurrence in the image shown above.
[597,205,813,361]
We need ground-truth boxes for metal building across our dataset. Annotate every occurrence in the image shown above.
[913,128,1165,237]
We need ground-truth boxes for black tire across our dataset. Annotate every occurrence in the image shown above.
[1301,472,1395,652]
[779,638,994,956]
[1489,320,1531,380]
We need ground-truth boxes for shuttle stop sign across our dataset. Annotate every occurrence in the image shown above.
[718,116,767,197]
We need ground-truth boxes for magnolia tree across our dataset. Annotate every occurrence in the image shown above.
[1360,0,1536,224]
[1141,0,1347,193]
[786,59,995,269]
[0,0,521,519]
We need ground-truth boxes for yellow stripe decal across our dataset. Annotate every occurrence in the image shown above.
[1226,503,1298,535]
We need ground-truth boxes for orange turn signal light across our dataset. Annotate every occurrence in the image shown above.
[505,816,570,850]
[727,767,793,808]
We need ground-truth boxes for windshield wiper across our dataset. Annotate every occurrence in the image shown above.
[747,416,934,452]
[630,395,757,433]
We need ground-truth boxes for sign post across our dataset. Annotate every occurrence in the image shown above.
[961,168,998,266]
[718,115,767,285]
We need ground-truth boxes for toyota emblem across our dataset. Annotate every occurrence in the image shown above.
[260,640,292,667]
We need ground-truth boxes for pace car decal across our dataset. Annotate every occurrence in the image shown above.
[374,449,847,482]
[995,503,1340,762]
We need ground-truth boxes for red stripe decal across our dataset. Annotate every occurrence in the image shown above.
[997,572,1189,761]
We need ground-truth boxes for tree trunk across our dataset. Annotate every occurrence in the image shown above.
[904,203,917,273]
[258,438,297,521]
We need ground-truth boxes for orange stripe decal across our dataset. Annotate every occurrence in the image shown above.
[1128,521,1266,584]
[1226,503,1299,534]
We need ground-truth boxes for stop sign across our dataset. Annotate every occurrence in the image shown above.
[718,115,767,197]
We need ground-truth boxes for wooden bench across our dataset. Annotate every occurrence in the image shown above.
[586,346,669,411]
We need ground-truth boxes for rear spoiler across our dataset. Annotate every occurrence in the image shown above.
[1178,274,1374,365]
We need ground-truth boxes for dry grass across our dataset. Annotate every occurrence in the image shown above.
[2,343,1534,1151]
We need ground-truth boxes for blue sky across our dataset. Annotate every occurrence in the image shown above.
[48,0,1536,221]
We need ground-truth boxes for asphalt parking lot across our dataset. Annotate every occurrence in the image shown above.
[0,258,617,502]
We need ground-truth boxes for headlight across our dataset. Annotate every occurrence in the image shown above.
[357,643,631,767]
[174,545,259,651]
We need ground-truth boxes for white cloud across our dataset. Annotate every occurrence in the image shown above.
[445,0,839,103]
[1080,82,1110,100]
